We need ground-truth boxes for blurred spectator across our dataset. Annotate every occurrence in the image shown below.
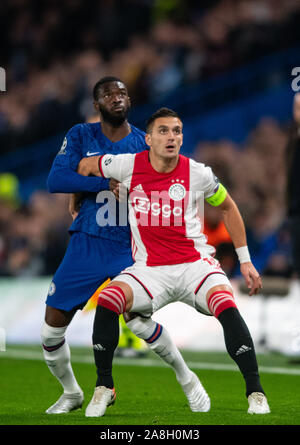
[263,222,292,278]
[286,93,300,279]
[203,204,236,277]
[1,0,300,153]
[204,205,232,248]
[195,114,290,277]
[0,0,298,277]
[0,113,291,278]
[0,191,71,277]
[0,173,20,208]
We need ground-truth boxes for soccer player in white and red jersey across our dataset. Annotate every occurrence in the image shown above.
[78,108,270,417]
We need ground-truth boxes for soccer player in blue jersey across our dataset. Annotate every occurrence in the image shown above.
[42,77,202,415]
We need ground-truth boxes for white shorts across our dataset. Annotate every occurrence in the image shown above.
[112,256,233,318]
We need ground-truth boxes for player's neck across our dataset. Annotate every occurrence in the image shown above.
[149,152,179,173]
[100,120,131,142]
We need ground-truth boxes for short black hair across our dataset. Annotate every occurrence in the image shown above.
[146,107,181,132]
[93,76,124,101]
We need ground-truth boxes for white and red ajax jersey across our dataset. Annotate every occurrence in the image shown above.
[99,150,219,266]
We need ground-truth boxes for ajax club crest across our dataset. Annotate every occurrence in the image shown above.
[168,182,186,201]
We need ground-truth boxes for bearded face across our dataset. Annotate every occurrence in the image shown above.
[95,81,131,127]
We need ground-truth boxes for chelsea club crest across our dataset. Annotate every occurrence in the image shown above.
[48,281,56,296]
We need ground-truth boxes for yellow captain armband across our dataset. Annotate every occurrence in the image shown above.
[205,183,227,206]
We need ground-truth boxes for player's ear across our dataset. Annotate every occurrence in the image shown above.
[145,133,151,148]
[94,101,99,113]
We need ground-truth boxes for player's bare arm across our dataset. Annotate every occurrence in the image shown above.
[77,156,121,199]
[217,193,262,296]
[77,155,101,177]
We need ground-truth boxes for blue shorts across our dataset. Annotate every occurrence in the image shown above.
[46,232,133,312]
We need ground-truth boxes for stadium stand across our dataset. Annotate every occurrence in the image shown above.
[0,0,299,282]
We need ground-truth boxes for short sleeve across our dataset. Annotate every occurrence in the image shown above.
[202,166,227,206]
[189,158,227,206]
[201,165,220,199]
[99,153,135,184]
[55,124,83,171]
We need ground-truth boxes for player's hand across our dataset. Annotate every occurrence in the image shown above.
[240,262,262,296]
[69,193,82,220]
[78,156,101,176]
[109,178,120,200]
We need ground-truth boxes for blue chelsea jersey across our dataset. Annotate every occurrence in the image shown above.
[47,122,148,246]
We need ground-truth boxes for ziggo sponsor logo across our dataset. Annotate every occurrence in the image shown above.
[132,195,183,218]
[95,189,204,227]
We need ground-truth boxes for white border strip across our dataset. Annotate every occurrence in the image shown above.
[2,348,300,376]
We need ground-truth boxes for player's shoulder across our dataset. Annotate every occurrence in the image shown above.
[68,122,100,135]
[66,122,86,133]
[64,122,91,142]
[180,154,207,170]
[185,156,214,187]
[80,122,101,136]
[129,124,148,149]
[113,150,144,167]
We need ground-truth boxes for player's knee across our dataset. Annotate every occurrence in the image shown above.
[98,285,129,315]
[126,316,163,343]
[123,311,138,323]
[45,305,76,327]
[125,315,147,337]
[206,287,237,318]
[41,322,70,376]
[41,321,67,349]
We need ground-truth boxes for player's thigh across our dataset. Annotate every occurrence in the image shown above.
[45,305,77,327]
[46,233,133,312]
[112,266,166,317]
[185,257,233,315]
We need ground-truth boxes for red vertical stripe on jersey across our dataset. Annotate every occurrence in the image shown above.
[129,151,201,266]
[131,235,137,261]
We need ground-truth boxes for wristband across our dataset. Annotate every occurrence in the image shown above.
[235,246,251,263]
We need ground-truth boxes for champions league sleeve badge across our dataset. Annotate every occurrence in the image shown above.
[58,137,67,155]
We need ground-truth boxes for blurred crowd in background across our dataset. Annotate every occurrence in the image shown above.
[0,116,292,279]
[198,117,291,279]
[0,188,71,277]
[0,0,298,279]
[1,0,300,152]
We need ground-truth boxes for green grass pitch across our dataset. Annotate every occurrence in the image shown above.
[0,345,300,427]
